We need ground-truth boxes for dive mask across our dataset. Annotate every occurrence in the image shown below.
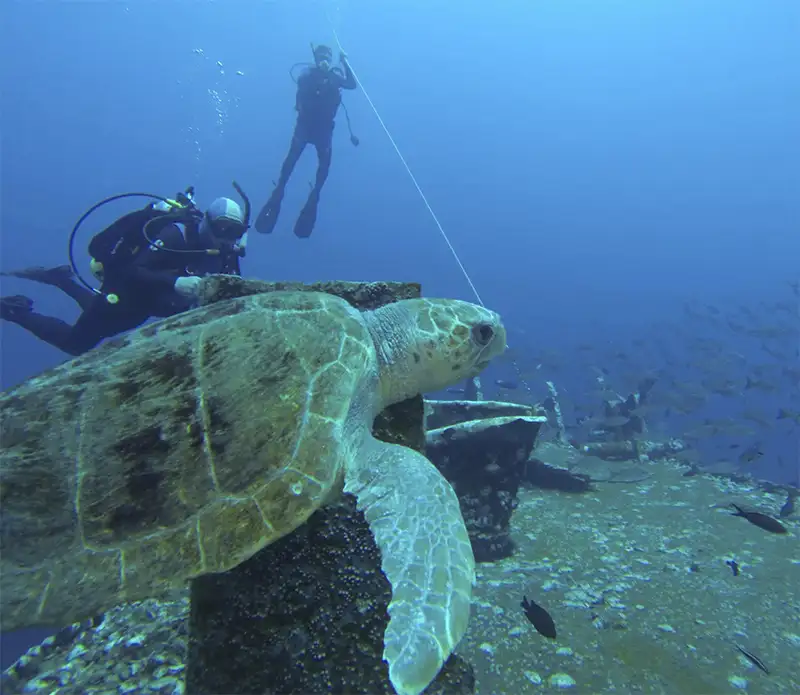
[208,213,245,241]
[313,45,333,71]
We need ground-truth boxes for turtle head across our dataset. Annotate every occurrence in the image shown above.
[367,298,507,408]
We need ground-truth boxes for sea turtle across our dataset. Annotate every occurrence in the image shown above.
[0,288,506,695]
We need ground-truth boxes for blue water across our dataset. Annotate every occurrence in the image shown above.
[2,0,798,674]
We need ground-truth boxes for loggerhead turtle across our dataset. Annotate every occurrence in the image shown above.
[0,289,506,695]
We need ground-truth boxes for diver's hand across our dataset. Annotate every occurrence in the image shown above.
[339,51,348,63]
[233,231,248,257]
[174,276,202,299]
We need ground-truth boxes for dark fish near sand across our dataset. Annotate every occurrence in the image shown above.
[730,504,787,534]
[735,645,769,675]
[521,596,557,639]
[726,559,739,576]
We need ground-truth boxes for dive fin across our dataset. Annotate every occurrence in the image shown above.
[293,191,319,239]
[254,194,283,235]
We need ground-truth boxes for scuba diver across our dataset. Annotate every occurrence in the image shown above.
[0,186,250,356]
[255,43,358,238]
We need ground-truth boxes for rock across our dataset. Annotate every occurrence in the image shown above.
[568,455,652,483]
[425,399,541,430]
[186,280,474,695]
[523,460,593,493]
[585,377,658,443]
[198,275,421,310]
[0,599,187,695]
[523,442,592,492]
[641,439,691,460]
[527,442,652,488]
[576,440,639,461]
[426,414,546,562]
[578,439,685,461]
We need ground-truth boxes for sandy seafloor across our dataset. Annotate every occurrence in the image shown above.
[3,457,798,694]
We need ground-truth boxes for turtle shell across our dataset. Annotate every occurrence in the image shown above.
[0,291,375,630]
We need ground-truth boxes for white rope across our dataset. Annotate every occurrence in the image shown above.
[327,19,486,307]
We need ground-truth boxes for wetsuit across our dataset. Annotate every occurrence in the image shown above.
[255,60,357,237]
[1,223,241,356]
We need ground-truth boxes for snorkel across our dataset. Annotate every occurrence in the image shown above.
[232,180,252,230]
[311,42,333,71]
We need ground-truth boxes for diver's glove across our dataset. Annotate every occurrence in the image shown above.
[174,276,202,299]
[233,231,248,258]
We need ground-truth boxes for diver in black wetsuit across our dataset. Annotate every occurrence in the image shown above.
[255,44,357,238]
[0,197,248,356]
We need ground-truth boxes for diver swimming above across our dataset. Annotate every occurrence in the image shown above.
[1,186,251,356]
[255,43,358,239]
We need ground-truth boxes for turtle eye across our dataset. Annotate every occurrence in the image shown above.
[472,322,494,346]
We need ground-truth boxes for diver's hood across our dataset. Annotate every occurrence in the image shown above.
[207,197,244,225]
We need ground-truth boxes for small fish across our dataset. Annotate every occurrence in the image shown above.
[735,645,769,674]
[777,408,800,424]
[521,596,557,639]
[744,376,777,393]
[738,442,764,464]
[730,503,787,534]
[446,387,465,394]
[779,491,797,518]
[726,559,739,576]
[495,379,518,390]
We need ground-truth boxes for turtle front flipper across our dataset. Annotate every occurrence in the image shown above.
[344,437,475,695]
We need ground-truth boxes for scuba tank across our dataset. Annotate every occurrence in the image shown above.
[79,187,199,272]
[69,183,251,303]
[87,203,189,269]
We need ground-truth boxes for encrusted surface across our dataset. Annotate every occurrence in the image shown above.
[427,415,545,562]
[198,275,421,311]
